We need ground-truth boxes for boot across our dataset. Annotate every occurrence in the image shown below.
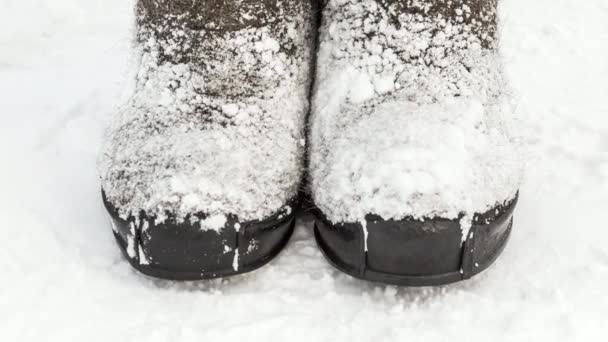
[99,0,316,280]
[310,0,522,286]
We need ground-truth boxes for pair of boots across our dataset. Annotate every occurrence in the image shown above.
[100,0,521,286]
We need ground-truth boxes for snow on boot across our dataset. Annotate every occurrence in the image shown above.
[99,0,316,280]
[310,0,523,286]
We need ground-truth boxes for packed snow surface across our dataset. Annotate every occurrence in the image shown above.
[311,0,522,224]
[1,0,607,341]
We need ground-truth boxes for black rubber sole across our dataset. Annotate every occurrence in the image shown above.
[313,196,518,286]
[103,192,296,280]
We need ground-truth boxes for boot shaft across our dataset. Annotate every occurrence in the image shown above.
[316,0,505,104]
[374,0,498,48]
[133,0,317,97]
[137,0,309,31]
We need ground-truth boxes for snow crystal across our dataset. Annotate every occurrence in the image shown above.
[247,239,259,253]
[459,214,473,243]
[310,0,523,225]
[99,1,315,223]
[138,245,150,265]
[141,220,149,233]
[362,220,369,252]
[126,222,137,259]
[199,214,227,232]
[232,250,240,272]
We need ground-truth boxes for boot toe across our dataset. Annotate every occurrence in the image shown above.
[104,191,296,280]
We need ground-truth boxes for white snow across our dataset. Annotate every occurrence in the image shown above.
[199,214,228,232]
[138,245,150,266]
[310,0,522,226]
[1,0,607,341]
[460,214,474,243]
[362,220,369,252]
[98,2,314,223]
[233,250,240,272]
[126,222,137,259]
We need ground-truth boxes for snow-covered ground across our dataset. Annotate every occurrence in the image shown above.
[1,0,607,340]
